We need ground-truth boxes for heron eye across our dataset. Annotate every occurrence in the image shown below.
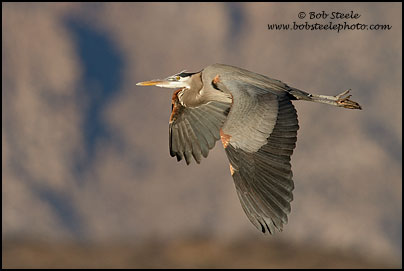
[176,76,180,81]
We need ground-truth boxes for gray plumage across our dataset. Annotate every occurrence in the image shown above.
[137,63,361,234]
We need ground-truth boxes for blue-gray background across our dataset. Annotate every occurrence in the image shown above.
[2,2,402,268]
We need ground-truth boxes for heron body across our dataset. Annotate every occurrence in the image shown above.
[137,64,361,234]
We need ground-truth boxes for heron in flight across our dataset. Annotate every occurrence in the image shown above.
[137,64,361,234]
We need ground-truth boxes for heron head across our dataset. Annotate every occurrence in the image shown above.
[136,70,198,89]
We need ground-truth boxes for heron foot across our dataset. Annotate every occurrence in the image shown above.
[335,89,362,110]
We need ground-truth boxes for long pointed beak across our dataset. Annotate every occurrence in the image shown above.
[136,79,185,89]
[136,80,163,86]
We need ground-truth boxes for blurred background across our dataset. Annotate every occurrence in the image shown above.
[2,2,402,268]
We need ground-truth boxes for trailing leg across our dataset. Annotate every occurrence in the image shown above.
[288,88,362,110]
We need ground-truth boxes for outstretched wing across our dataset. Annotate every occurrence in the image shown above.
[169,89,231,164]
[206,65,299,234]
[224,96,298,234]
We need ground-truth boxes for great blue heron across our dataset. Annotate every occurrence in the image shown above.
[137,64,361,235]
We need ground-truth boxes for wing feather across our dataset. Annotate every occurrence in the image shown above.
[222,92,299,234]
[169,93,231,164]
[190,109,221,141]
[184,113,210,158]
